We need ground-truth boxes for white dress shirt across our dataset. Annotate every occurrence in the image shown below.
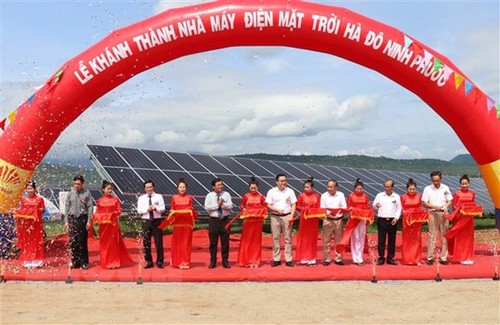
[265,187,297,215]
[320,191,347,216]
[137,192,165,220]
[422,184,453,207]
[204,191,233,218]
[373,191,402,220]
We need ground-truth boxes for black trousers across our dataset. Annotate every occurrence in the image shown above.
[377,218,397,260]
[208,217,230,263]
[141,219,164,264]
[68,214,89,266]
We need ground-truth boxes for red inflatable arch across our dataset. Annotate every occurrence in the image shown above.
[0,0,499,218]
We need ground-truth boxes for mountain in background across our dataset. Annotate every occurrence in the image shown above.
[234,153,479,177]
[35,153,479,187]
[449,154,476,165]
[33,162,101,188]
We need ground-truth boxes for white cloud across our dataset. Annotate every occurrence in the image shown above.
[154,130,186,142]
[335,147,383,157]
[392,145,424,159]
[113,129,145,144]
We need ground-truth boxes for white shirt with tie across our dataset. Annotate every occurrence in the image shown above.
[137,192,165,220]
[204,191,233,218]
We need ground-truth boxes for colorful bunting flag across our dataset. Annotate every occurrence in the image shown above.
[54,70,64,83]
[442,66,454,83]
[27,94,35,104]
[454,74,464,89]
[433,58,443,73]
[423,49,433,66]
[0,118,6,131]
[411,43,423,58]
[486,96,496,113]
[473,87,482,104]
[464,80,474,96]
[7,110,17,123]
[404,35,413,51]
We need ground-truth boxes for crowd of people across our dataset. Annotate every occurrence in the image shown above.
[12,170,482,270]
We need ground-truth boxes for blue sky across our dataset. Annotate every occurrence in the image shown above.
[1,0,499,165]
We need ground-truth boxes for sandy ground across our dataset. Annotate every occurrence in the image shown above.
[1,229,499,325]
[1,280,499,324]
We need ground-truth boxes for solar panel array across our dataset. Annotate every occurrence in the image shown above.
[87,145,494,214]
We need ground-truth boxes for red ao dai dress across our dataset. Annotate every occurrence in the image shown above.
[237,192,267,267]
[94,195,133,269]
[295,191,321,265]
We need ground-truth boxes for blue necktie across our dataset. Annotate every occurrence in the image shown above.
[217,194,223,218]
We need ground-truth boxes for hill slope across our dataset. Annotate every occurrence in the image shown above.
[235,154,479,177]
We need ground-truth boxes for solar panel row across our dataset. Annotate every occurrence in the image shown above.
[87,145,494,214]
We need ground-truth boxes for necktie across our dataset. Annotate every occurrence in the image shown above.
[148,195,154,221]
[217,194,223,218]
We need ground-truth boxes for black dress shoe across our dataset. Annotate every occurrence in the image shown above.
[439,259,449,265]
[81,264,89,270]
[426,259,434,265]
[334,260,345,266]
[271,261,281,267]
[377,258,385,265]
[208,262,216,269]
[323,260,331,266]
[285,261,294,267]
[387,259,397,265]
[144,262,154,269]
[222,261,231,269]
[157,262,164,269]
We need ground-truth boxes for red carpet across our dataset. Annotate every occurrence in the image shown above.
[2,230,499,282]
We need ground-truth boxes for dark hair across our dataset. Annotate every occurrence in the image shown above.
[26,181,37,191]
[143,180,154,187]
[384,179,395,188]
[211,177,223,187]
[73,175,85,183]
[304,176,314,187]
[430,171,442,179]
[354,178,364,189]
[406,178,417,189]
[177,177,187,188]
[327,179,338,187]
[102,180,115,190]
[248,176,259,187]
[275,173,287,181]
[459,174,470,184]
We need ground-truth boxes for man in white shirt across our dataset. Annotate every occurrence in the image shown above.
[320,179,347,266]
[204,177,234,269]
[137,180,165,269]
[421,171,453,265]
[265,173,297,267]
[373,179,402,265]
